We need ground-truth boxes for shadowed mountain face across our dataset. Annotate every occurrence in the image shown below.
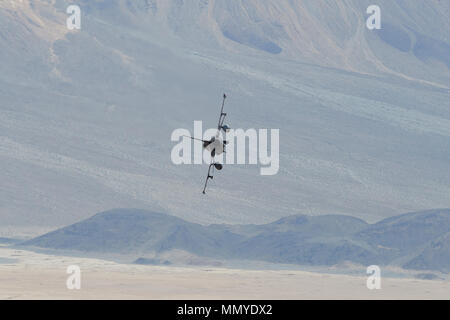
[356,210,450,251]
[23,209,244,256]
[1,1,450,231]
[23,208,450,272]
[404,232,450,271]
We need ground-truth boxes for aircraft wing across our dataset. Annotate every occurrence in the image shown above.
[217,93,227,132]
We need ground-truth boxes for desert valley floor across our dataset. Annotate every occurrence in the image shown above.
[0,246,449,300]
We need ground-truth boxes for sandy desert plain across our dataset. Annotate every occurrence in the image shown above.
[0,245,449,300]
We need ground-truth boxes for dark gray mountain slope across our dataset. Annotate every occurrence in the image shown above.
[23,209,244,256]
[218,214,373,265]
[403,232,450,272]
[355,209,450,265]
[356,209,450,251]
[23,208,450,271]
